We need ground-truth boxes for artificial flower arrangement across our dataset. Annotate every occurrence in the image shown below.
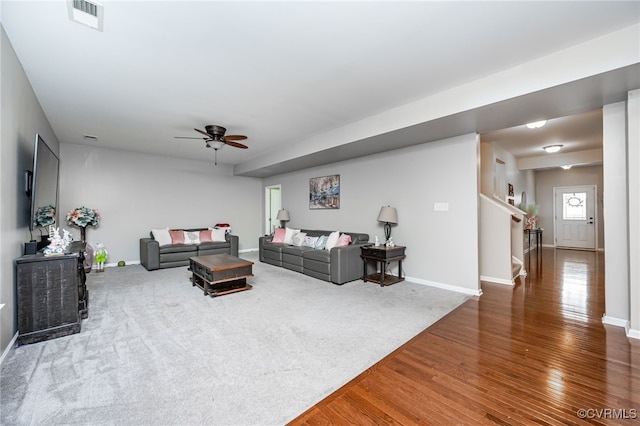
[66,206,100,228]
[35,205,56,228]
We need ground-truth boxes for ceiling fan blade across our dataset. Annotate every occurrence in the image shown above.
[195,128,215,138]
[223,134,248,141]
[223,140,248,149]
[174,136,208,140]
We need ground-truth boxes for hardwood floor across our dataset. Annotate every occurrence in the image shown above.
[289,248,640,425]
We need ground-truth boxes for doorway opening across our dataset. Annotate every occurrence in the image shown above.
[265,185,281,235]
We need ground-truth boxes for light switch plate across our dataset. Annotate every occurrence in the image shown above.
[434,202,449,211]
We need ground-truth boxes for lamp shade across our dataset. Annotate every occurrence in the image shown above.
[377,206,398,224]
[276,209,290,221]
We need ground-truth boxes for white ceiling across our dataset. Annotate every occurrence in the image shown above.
[2,1,639,176]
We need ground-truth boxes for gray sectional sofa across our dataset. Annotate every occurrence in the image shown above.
[140,228,238,271]
[259,229,369,284]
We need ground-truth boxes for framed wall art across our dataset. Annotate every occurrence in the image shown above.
[309,174,340,209]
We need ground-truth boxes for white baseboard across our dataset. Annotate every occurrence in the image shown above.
[602,315,629,328]
[627,327,640,340]
[406,276,482,296]
[0,332,18,367]
[239,248,259,253]
[480,275,515,286]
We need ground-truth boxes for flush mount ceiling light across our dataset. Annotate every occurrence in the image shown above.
[561,165,572,170]
[543,144,563,153]
[526,120,547,129]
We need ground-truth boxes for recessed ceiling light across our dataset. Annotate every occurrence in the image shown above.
[526,120,547,129]
[561,165,572,170]
[543,144,563,153]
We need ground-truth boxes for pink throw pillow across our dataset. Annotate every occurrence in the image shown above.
[199,229,213,242]
[334,234,352,247]
[169,230,184,244]
[272,228,286,243]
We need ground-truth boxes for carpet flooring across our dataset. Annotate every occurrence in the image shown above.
[1,252,469,425]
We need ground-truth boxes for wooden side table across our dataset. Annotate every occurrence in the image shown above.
[361,245,406,286]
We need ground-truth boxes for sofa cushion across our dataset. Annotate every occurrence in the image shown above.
[282,245,314,256]
[198,241,230,251]
[303,249,330,262]
[159,244,197,254]
[152,228,172,246]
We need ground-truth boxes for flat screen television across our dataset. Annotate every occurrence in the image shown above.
[27,133,60,233]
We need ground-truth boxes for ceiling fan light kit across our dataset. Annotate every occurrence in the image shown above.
[174,124,248,165]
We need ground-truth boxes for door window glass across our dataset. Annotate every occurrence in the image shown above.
[562,192,586,220]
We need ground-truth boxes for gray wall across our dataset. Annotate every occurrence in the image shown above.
[0,27,60,356]
[263,133,481,294]
[535,165,604,248]
[59,144,264,262]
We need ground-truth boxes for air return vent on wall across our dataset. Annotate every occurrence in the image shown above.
[67,0,104,31]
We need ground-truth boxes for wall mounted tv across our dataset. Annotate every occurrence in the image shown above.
[27,133,60,233]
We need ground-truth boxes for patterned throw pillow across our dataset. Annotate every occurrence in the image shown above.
[183,231,201,245]
[291,232,307,247]
[314,235,328,250]
[303,236,318,247]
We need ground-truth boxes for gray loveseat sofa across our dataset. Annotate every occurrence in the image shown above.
[140,227,238,271]
[258,229,369,284]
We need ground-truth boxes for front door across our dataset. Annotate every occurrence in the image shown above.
[554,185,596,250]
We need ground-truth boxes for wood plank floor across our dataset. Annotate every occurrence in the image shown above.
[289,248,640,425]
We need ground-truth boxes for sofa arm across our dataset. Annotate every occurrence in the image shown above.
[226,234,239,257]
[330,244,365,284]
[258,235,274,262]
[140,238,160,271]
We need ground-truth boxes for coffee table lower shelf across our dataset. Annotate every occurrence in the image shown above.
[190,274,252,297]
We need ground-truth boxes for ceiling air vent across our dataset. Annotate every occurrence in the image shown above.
[67,0,104,31]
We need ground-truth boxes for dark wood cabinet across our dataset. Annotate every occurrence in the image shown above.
[16,245,88,345]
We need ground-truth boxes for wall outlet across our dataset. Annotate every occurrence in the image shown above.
[434,202,449,211]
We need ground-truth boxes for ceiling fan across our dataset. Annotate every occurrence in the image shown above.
[174,125,248,165]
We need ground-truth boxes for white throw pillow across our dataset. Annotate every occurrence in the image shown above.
[211,228,227,242]
[283,227,300,245]
[291,232,307,247]
[324,231,341,250]
[151,228,172,246]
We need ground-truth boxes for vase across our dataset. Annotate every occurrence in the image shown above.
[80,227,94,273]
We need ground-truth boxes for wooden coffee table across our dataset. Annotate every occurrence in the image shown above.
[189,254,254,297]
